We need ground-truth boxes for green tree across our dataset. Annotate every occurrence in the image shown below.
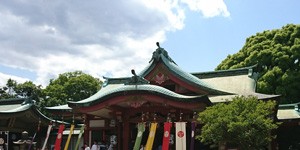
[0,79,42,100]
[0,79,16,99]
[197,96,279,150]
[15,81,42,101]
[0,86,12,99]
[216,24,300,104]
[6,78,17,96]
[40,71,102,107]
[0,79,18,99]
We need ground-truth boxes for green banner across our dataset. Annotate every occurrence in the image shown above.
[74,125,85,150]
[133,123,145,150]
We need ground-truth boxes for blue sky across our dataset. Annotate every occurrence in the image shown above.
[165,0,300,72]
[0,0,299,87]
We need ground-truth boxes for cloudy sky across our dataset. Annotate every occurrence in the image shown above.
[0,0,299,87]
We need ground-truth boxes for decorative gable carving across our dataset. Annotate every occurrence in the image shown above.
[154,73,169,84]
[147,64,170,84]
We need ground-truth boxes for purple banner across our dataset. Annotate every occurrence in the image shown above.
[190,122,196,150]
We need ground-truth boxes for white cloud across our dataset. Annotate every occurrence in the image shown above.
[0,0,230,87]
[0,72,28,86]
[181,0,230,18]
[140,0,185,30]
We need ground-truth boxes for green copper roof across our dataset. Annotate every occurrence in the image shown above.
[47,43,281,114]
[45,104,72,112]
[279,102,300,110]
[139,46,232,95]
[102,76,131,85]
[0,98,35,113]
[68,83,210,107]
[103,72,149,86]
[83,45,234,112]
[0,103,32,113]
[209,92,280,103]
[277,102,300,120]
[0,97,68,124]
[192,64,258,79]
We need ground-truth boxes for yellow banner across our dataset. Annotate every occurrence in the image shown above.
[63,124,75,150]
[145,123,157,150]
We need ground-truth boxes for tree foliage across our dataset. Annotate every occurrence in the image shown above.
[0,86,13,99]
[197,96,279,150]
[1,71,102,111]
[15,81,42,101]
[0,79,42,100]
[40,71,102,107]
[0,79,16,99]
[216,24,300,104]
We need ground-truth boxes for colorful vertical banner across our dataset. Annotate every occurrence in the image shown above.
[175,122,186,150]
[145,122,157,150]
[41,124,53,150]
[162,122,172,150]
[28,132,37,150]
[63,124,75,150]
[74,125,85,150]
[189,122,196,150]
[28,122,40,150]
[54,124,65,150]
[133,123,145,150]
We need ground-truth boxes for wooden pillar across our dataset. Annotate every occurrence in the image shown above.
[83,114,89,145]
[118,121,122,150]
[123,116,130,150]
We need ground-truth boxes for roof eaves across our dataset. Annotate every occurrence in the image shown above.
[67,84,212,107]
[0,103,32,113]
[138,59,157,77]
[160,55,232,95]
[45,104,72,112]
[192,64,258,79]
[0,103,68,124]
[102,76,131,86]
[0,97,28,105]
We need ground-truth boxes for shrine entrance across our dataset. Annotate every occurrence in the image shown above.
[121,105,208,150]
[84,118,120,149]
[127,120,208,149]
[129,122,164,149]
[89,129,118,149]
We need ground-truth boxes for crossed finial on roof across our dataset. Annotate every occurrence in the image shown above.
[126,69,149,85]
[156,42,160,48]
[149,42,177,65]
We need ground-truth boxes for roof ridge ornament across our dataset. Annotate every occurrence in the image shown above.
[156,41,160,48]
[125,69,150,85]
[21,97,35,105]
[149,42,177,65]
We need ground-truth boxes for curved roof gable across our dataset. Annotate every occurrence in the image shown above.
[67,79,211,108]
[139,44,232,95]
[0,98,67,124]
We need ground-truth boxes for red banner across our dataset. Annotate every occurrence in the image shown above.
[54,124,65,150]
[162,122,172,150]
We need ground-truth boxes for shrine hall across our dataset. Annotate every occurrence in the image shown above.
[46,43,280,150]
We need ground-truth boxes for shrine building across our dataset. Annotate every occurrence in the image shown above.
[0,98,68,149]
[46,43,280,150]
